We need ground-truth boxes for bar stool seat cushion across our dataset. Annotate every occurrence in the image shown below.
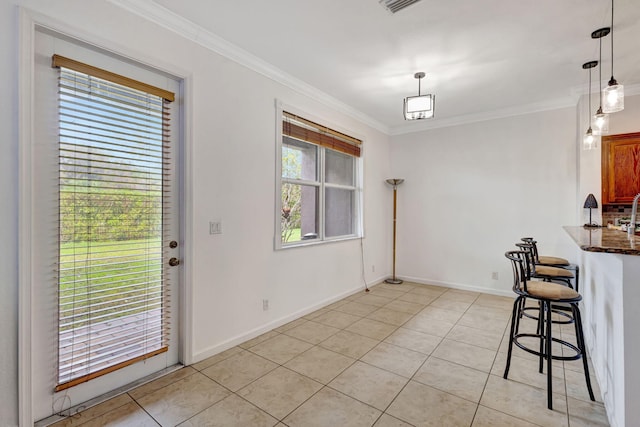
[537,255,570,266]
[536,265,574,278]
[521,280,580,300]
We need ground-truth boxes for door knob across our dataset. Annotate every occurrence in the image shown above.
[168,257,180,267]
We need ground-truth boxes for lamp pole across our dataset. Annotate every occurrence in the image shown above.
[385,179,404,284]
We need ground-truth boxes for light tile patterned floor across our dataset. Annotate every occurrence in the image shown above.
[48,282,609,426]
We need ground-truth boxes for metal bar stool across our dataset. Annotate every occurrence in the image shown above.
[504,250,595,409]
[515,241,577,327]
[521,237,580,292]
[513,242,574,330]
[516,242,574,288]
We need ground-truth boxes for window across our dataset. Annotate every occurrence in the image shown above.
[278,110,362,247]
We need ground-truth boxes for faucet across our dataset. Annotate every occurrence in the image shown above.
[629,193,640,238]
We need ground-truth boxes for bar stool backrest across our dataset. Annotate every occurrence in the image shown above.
[505,250,530,295]
[514,242,537,278]
[520,237,541,263]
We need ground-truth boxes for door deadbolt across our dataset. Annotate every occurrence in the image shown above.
[169,241,178,249]
[168,257,180,267]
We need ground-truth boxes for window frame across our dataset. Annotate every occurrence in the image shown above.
[275,102,363,249]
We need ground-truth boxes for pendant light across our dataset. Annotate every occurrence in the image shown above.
[403,72,435,120]
[583,61,600,150]
[602,0,624,113]
[592,27,610,135]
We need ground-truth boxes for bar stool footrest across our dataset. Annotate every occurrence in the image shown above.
[513,333,582,361]
[521,306,574,325]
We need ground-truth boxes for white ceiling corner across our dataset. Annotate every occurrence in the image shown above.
[107,0,390,134]
[108,0,640,136]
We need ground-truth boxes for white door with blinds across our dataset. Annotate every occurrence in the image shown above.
[32,32,182,421]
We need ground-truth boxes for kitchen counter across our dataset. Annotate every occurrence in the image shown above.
[563,225,640,256]
[564,226,640,427]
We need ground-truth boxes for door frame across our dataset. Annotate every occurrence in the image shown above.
[18,8,194,425]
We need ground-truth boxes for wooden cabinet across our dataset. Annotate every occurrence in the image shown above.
[602,132,640,205]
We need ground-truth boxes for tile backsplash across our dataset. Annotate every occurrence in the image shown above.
[603,204,634,226]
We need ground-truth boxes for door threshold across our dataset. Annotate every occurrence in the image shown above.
[35,364,184,426]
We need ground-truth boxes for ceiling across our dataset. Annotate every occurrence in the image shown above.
[143,0,640,134]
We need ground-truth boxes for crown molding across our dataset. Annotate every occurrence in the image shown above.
[389,96,578,136]
[570,80,640,100]
[391,81,640,136]
[107,0,640,138]
[106,0,389,134]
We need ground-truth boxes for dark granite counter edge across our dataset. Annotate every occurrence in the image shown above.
[563,226,640,256]
[576,245,640,255]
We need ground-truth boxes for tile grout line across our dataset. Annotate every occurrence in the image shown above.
[273,284,434,425]
[50,283,608,426]
[197,285,411,424]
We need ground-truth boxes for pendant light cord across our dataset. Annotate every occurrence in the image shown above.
[588,67,592,120]
[610,0,615,79]
[598,37,603,108]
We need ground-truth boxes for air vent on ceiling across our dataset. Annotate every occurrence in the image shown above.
[379,0,422,14]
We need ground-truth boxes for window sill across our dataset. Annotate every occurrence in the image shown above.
[276,234,361,250]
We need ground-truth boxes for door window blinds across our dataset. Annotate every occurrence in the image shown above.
[53,55,174,391]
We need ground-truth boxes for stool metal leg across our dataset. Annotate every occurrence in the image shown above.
[538,302,545,374]
[515,297,524,333]
[545,300,553,410]
[504,296,522,379]
[573,304,595,401]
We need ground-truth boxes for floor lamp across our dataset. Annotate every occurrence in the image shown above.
[385,179,404,284]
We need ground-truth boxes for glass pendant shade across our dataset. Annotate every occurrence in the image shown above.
[592,108,609,135]
[591,28,610,134]
[603,82,624,113]
[582,60,599,151]
[583,127,600,150]
[602,0,624,113]
[404,94,435,120]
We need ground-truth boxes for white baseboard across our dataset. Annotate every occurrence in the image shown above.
[396,275,514,298]
[191,284,367,364]
[191,275,513,365]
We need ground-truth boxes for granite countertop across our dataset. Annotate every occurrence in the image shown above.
[564,226,640,256]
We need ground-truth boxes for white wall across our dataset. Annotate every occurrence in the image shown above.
[0,2,19,425]
[390,109,579,295]
[578,250,640,427]
[622,256,640,427]
[3,1,392,423]
[579,251,625,427]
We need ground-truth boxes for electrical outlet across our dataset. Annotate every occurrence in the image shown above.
[491,271,499,280]
[209,221,222,234]
[262,299,269,311]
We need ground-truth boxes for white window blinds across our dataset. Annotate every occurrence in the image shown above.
[53,55,174,391]
[282,111,361,157]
